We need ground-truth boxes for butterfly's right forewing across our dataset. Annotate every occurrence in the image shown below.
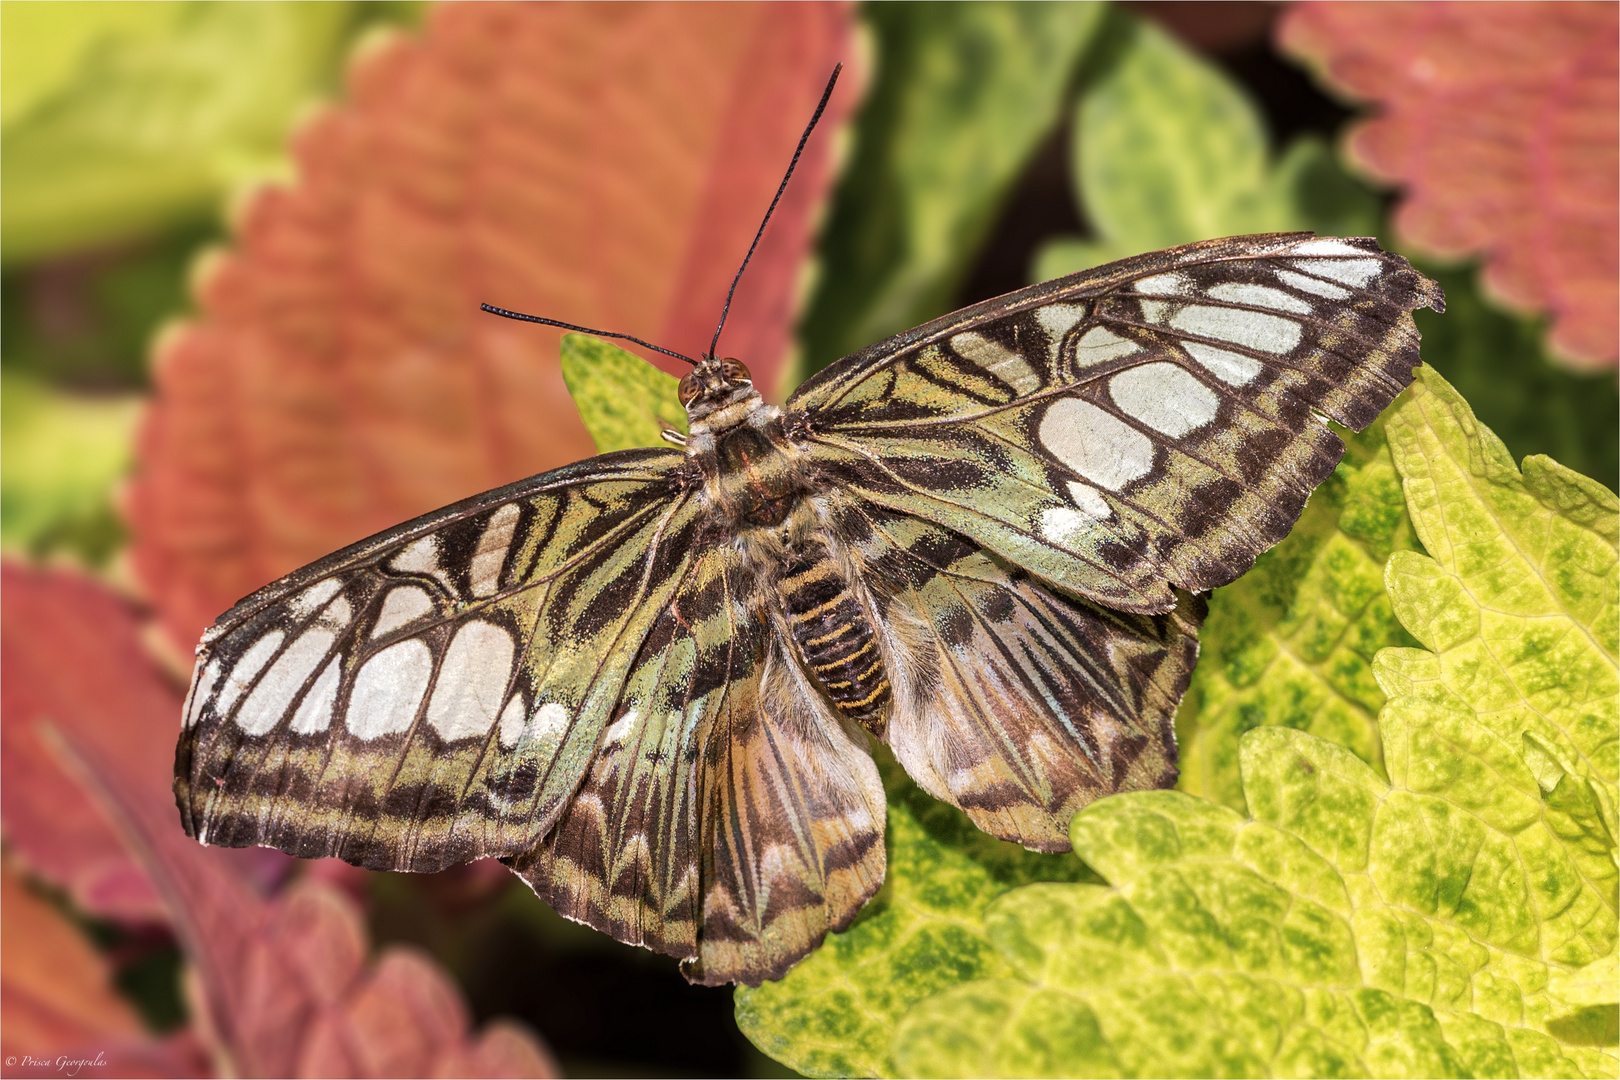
[175,449,700,873]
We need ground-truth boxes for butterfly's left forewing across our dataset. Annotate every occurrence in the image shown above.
[176,449,705,872]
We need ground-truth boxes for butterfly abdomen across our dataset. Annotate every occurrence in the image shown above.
[777,546,890,735]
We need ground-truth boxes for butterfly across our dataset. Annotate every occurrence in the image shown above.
[174,70,1444,987]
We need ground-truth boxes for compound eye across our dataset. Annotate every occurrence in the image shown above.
[719,358,752,383]
[677,372,702,407]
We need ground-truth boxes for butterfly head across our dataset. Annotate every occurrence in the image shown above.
[679,357,756,421]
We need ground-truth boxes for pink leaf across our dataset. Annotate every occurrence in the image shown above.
[51,711,559,1079]
[1279,0,1619,369]
[128,2,857,649]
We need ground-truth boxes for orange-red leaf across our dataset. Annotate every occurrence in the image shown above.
[0,863,143,1056]
[1279,1,1619,369]
[2,563,192,922]
[127,2,856,649]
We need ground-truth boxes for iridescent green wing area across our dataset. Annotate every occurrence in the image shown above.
[175,449,702,873]
[791,234,1446,614]
[505,543,887,987]
[834,498,1203,851]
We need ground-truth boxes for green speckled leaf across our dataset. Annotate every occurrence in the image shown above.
[882,368,1617,1079]
[1175,422,1422,811]
[1033,12,1377,281]
[800,2,1103,374]
[1,2,376,262]
[559,333,686,453]
[734,755,1097,1079]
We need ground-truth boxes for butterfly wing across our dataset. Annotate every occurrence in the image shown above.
[792,233,1445,614]
[504,542,886,986]
[175,448,709,872]
[834,499,1203,850]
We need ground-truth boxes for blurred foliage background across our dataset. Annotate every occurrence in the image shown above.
[2,3,1614,1078]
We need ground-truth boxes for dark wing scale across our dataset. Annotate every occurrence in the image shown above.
[834,500,1202,851]
[175,449,716,872]
[505,538,886,986]
[791,233,1445,614]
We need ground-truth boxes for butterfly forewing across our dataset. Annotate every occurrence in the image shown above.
[176,449,701,872]
[792,233,1444,613]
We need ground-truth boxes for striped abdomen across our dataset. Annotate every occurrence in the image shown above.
[778,546,890,735]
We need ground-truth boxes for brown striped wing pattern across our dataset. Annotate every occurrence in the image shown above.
[791,234,1446,614]
[174,232,1444,987]
[176,449,700,872]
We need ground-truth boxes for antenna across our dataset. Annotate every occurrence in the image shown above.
[479,305,699,365]
[708,63,841,361]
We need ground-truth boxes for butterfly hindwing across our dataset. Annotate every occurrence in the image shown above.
[505,541,887,987]
[792,234,1445,613]
[834,500,1203,850]
[175,449,704,872]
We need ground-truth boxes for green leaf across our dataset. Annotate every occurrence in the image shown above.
[799,2,1103,375]
[1032,12,1378,281]
[1411,261,1618,495]
[1174,422,1423,811]
[875,368,1618,1078]
[734,754,1098,1079]
[0,369,139,564]
[558,334,686,453]
[0,2,383,263]
[741,369,1617,1077]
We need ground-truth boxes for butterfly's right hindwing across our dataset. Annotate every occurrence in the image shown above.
[175,449,700,873]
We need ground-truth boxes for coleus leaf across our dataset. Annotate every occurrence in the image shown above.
[558,334,685,454]
[801,1,1103,373]
[1,563,217,921]
[1174,421,1422,812]
[127,1,855,650]
[1034,10,1379,280]
[1278,1,1619,370]
[740,369,1618,1076]
[0,2,363,263]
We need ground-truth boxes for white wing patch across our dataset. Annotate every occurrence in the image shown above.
[1036,303,1087,360]
[373,586,435,638]
[1277,269,1350,300]
[216,631,284,716]
[425,621,517,741]
[390,536,455,591]
[290,658,343,735]
[1067,480,1111,520]
[1134,271,1193,296]
[950,331,1041,395]
[1108,363,1219,438]
[1073,326,1140,366]
[1182,341,1263,387]
[1290,257,1382,288]
[1206,281,1313,316]
[498,695,528,748]
[1039,397,1154,491]
[470,504,520,598]
[528,701,570,749]
[602,709,639,749]
[1170,303,1302,355]
[289,578,344,621]
[236,629,336,735]
[185,658,223,728]
[347,639,433,740]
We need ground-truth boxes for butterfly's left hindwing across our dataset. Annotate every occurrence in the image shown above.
[792,234,1444,614]
[505,541,886,986]
[176,449,705,872]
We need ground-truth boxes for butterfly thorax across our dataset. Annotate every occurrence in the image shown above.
[682,358,892,734]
